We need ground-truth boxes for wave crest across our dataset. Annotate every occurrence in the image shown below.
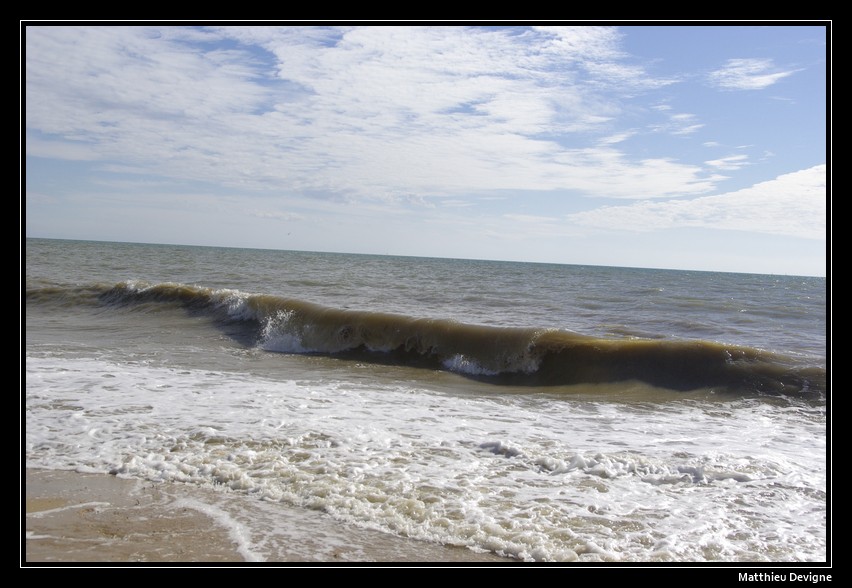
[27,280,826,397]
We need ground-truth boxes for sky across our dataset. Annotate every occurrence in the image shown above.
[24,24,829,276]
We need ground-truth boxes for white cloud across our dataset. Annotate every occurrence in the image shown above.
[26,27,269,130]
[547,147,718,198]
[650,112,704,136]
[440,199,475,208]
[533,26,678,90]
[249,210,304,221]
[705,154,749,171]
[503,213,560,224]
[26,136,101,161]
[708,58,799,90]
[566,165,826,240]
[25,26,713,203]
[598,130,636,145]
[672,124,704,136]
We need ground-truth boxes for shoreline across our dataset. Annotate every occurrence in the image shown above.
[24,468,510,565]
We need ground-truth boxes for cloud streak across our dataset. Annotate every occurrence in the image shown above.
[705,154,749,171]
[708,58,799,90]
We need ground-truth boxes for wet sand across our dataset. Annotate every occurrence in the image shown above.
[24,469,511,565]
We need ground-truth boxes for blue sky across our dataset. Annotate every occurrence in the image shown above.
[24,24,828,276]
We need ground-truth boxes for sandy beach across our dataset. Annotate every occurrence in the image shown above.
[24,469,510,565]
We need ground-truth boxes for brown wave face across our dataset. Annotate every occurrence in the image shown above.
[82,281,827,398]
[529,332,824,396]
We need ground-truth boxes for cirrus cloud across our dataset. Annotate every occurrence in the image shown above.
[26,25,711,203]
[708,58,799,90]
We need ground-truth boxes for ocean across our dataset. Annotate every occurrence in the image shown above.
[24,238,828,563]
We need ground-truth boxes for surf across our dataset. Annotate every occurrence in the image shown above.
[27,280,826,398]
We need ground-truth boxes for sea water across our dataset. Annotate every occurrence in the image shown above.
[24,238,827,562]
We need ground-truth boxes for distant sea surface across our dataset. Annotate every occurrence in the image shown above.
[25,238,827,562]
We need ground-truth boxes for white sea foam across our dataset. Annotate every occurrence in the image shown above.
[172,498,264,562]
[259,310,308,353]
[442,354,499,376]
[213,288,256,321]
[25,501,111,518]
[25,353,826,562]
